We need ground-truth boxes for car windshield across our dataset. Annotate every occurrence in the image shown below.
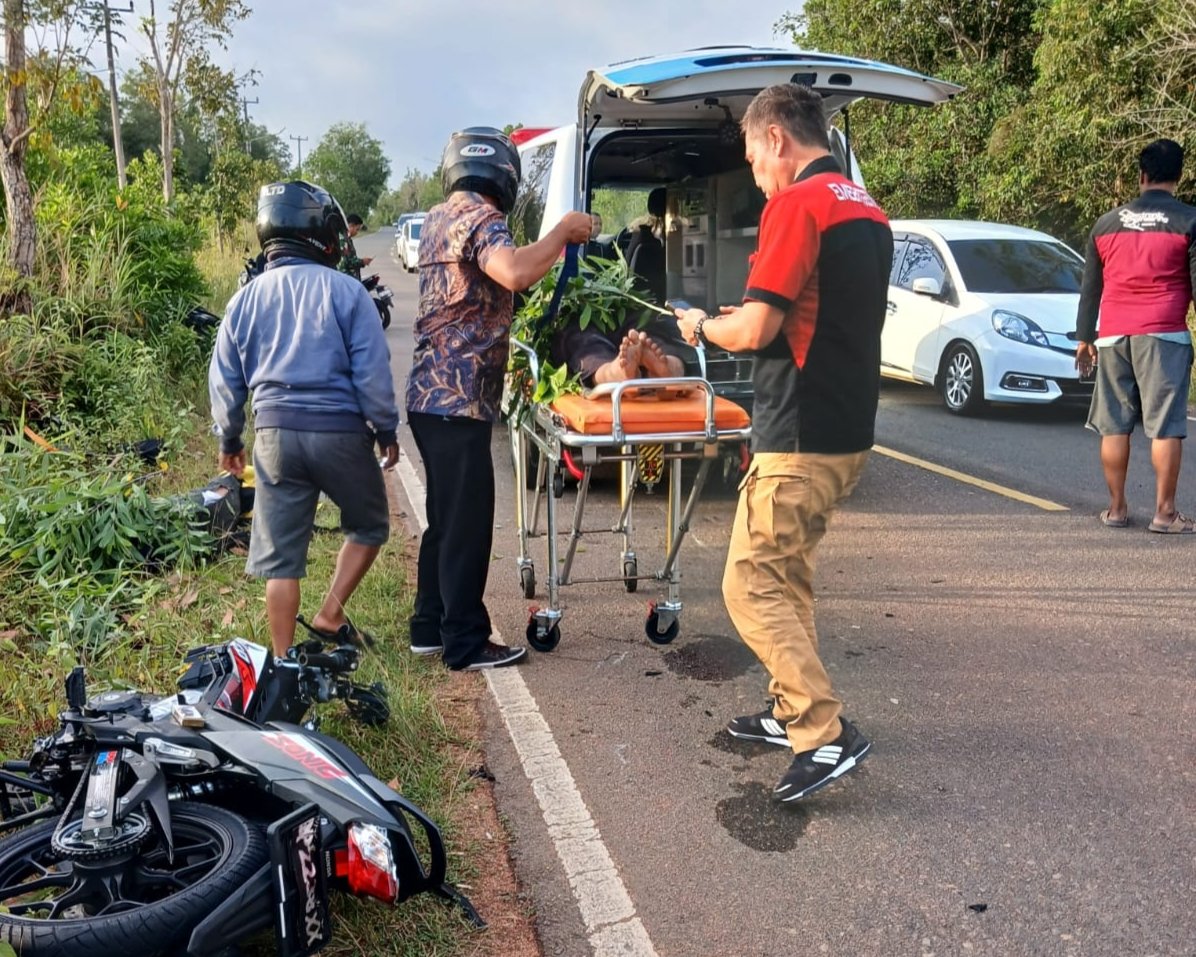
[947,239,1083,294]
[409,222,422,239]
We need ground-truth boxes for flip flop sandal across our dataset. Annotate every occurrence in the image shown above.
[296,615,377,649]
[1147,513,1196,534]
[1099,509,1130,528]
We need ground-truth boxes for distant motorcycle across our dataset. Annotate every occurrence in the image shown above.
[0,649,480,957]
[361,273,394,330]
[239,257,392,330]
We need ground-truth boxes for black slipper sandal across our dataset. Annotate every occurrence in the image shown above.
[296,615,377,649]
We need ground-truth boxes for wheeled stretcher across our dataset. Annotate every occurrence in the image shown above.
[508,339,751,652]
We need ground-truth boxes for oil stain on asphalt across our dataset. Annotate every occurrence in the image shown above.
[716,782,808,851]
[663,634,757,682]
[706,728,772,759]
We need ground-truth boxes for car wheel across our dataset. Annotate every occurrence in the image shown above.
[940,342,985,415]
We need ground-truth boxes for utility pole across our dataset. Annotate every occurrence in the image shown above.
[239,96,258,155]
[290,134,308,177]
[102,0,134,189]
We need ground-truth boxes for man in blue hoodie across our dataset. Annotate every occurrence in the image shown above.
[209,181,400,658]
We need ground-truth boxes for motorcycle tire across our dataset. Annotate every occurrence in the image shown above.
[378,302,392,330]
[0,803,268,957]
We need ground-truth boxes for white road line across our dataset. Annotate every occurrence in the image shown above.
[390,461,660,957]
[394,454,428,531]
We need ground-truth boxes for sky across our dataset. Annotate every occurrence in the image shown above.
[202,0,800,185]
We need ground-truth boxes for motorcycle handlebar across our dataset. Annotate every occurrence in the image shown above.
[298,647,357,674]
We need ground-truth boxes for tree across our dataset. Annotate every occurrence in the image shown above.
[137,0,248,202]
[1140,0,1196,135]
[303,121,391,218]
[779,0,1043,221]
[974,0,1195,242]
[777,0,1192,243]
[2,0,98,301]
[2,0,37,291]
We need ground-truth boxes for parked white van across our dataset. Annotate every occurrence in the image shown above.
[510,47,960,408]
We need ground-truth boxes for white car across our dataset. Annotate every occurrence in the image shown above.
[398,217,424,272]
[880,219,1092,414]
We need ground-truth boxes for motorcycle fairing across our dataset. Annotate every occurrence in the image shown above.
[203,729,396,829]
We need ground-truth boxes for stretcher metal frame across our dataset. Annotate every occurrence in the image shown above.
[507,339,751,652]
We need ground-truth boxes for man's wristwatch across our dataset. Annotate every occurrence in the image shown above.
[694,314,710,347]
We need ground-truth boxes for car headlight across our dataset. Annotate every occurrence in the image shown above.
[992,310,1049,347]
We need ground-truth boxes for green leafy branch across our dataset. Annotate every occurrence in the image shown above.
[507,250,665,413]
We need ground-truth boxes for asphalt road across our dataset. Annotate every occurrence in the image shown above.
[360,230,1196,957]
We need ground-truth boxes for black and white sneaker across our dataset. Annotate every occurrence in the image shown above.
[727,703,794,747]
[409,639,443,657]
[773,718,871,803]
[456,641,527,671]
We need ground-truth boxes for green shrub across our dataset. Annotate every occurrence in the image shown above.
[0,436,209,652]
[0,313,84,422]
[56,329,201,445]
[36,163,209,337]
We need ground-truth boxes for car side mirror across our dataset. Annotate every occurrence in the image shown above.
[911,277,942,298]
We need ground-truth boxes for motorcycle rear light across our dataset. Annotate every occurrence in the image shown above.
[345,823,398,903]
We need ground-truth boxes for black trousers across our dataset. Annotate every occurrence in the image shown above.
[408,412,495,668]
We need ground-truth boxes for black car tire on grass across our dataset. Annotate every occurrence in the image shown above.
[0,803,267,957]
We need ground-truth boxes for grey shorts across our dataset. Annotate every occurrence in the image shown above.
[247,429,390,580]
[1087,336,1193,439]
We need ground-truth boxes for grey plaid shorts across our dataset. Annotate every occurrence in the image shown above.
[247,429,390,579]
[1086,336,1193,439]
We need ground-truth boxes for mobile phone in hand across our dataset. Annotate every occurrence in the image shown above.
[665,299,694,313]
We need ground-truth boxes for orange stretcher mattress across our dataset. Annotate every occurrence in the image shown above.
[549,390,751,436]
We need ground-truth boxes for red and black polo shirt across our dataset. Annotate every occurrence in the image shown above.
[1075,189,1196,342]
[744,155,893,454]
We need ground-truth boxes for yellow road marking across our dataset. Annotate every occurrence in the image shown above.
[873,445,1069,512]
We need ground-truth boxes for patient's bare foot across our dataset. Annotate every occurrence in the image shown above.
[635,330,684,378]
[593,335,642,384]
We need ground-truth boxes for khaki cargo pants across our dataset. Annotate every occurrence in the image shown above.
[722,450,870,753]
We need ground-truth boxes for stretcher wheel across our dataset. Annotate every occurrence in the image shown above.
[526,615,561,652]
[645,607,679,645]
[519,565,536,599]
[552,469,565,499]
[623,559,638,593]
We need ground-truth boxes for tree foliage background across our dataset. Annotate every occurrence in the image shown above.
[303,121,391,218]
[781,0,1196,244]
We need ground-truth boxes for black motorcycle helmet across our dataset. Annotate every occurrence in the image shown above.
[440,127,521,213]
[255,180,347,265]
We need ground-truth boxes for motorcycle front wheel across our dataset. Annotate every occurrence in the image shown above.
[0,802,268,957]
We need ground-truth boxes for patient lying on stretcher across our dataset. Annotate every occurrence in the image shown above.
[549,316,688,389]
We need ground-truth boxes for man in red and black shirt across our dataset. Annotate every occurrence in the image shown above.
[1074,138,1196,533]
[676,83,892,803]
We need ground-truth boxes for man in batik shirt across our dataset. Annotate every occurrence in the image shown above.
[405,126,594,671]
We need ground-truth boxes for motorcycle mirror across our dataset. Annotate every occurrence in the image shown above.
[66,666,86,710]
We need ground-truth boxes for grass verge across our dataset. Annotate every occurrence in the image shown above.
[0,422,496,956]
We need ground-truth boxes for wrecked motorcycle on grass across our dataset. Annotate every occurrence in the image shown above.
[0,651,481,957]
